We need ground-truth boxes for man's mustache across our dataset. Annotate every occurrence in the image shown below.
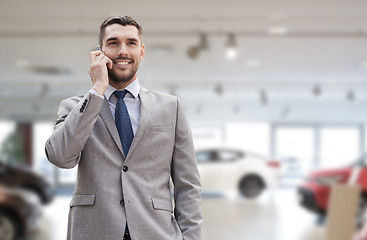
[112,57,134,63]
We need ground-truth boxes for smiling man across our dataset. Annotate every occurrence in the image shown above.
[45,16,202,240]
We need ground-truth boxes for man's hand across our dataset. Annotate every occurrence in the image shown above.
[89,50,113,95]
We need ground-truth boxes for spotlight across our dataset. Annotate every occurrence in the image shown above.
[260,89,268,105]
[167,85,177,96]
[225,33,238,60]
[187,33,209,59]
[215,83,224,96]
[199,33,209,51]
[312,84,322,98]
[187,45,200,59]
[346,90,356,102]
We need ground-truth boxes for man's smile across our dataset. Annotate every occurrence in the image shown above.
[113,58,133,67]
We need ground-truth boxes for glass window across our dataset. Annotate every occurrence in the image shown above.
[225,123,270,156]
[33,122,56,184]
[0,121,16,160]
[191,127,223,148]
[275,127,315,178]
[353,155,367,167]
[196,150,213,163]
[320,127,360,168]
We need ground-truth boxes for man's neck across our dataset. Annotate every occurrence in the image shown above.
[109,77,136,90]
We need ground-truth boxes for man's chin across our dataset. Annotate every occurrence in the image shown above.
[109,73,135,84]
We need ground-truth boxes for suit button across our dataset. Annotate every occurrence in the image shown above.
[120,199,125,205]
[80,108,84,113]
[123,166,128,172]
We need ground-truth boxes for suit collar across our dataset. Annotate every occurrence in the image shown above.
[99,98,124,156]
[126,87,151,159]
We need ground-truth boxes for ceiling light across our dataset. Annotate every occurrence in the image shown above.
[187,46,200,60]
[167,85,177,96]
[225,33,238,60]
[346,90,356,102]
[312,84,322,98]
[268,27,288,35]
[199,33,209,51]
[39,83,49,98]
[187,34,209,59]
[260,89,268,105]
[215,83,224,96]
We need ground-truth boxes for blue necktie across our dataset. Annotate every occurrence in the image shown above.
[114,90,134,157]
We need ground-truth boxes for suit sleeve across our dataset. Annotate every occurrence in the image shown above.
[45,92,104,169]
[171,98,202,240]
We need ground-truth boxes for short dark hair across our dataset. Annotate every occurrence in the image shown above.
[99,16,143,45]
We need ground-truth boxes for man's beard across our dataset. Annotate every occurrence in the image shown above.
[108,66,138,84]
[108,68,137,84]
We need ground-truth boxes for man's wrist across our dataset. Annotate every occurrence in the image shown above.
[90,88,105,99]
[92,84,107,96]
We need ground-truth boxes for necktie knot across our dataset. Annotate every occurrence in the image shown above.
[114,90,128,100]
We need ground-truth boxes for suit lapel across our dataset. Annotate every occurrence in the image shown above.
[126,87,152,159]
[99,98,124,157]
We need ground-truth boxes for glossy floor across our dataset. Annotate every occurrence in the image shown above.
[35,188,325,240]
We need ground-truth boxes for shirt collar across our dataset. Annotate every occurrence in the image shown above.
[105,79,141,100]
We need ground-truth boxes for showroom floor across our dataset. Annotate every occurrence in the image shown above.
[35,188,326,240]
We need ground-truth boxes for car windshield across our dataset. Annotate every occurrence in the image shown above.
[351,154,367,167]
[195,149,244,163]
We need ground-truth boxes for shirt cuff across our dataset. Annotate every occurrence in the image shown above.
[89,88,105,99]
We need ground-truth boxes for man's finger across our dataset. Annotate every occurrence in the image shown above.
[106,57,113,70]
[100,56,113,70]
[89,50,103,65]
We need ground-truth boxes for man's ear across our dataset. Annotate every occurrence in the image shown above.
[140,44,145,60]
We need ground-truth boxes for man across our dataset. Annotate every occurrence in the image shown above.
[45,16,202,240]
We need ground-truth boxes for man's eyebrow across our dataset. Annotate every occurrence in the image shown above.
[127,38,139,42]
[106,37,119,42]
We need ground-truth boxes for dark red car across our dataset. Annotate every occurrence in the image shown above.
[298,155,367,219]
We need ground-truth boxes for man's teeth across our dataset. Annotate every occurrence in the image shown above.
[116,62,130,65]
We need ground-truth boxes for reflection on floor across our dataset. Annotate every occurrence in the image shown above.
[35,188,325,240]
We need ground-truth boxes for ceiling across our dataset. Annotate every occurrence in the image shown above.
[1,0,367,123]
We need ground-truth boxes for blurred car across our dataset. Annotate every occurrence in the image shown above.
[298,154,367,220]
[0,161,55,204]
[196,147,281,198]
[0,184,42,240]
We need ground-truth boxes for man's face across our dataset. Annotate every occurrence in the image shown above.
[101,24,145,85]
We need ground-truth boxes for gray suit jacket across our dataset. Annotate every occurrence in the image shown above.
[45,87,202,240]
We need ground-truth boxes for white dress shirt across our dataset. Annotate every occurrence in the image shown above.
[90,79,141,135]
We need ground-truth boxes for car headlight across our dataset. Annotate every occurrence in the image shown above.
[314,175,344,186]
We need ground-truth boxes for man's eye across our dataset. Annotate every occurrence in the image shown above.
[108,42,118,46]
[128,42,137,45]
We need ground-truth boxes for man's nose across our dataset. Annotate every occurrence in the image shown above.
[118,44,128,55]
